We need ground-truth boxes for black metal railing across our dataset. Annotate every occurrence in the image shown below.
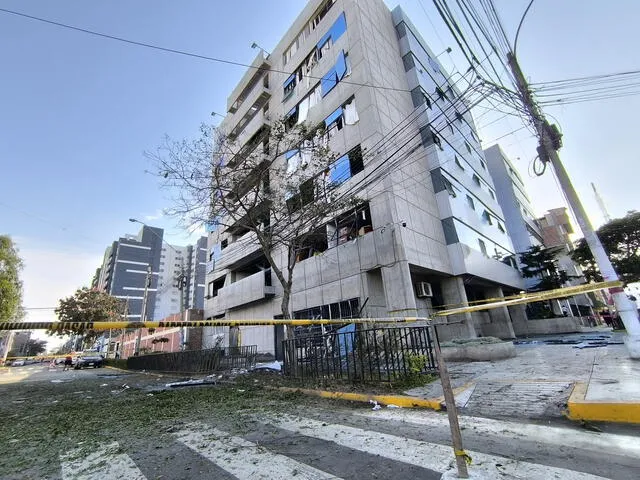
[283,326,437,382]
[127,346,257,373]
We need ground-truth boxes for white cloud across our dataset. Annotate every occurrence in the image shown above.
[143,209,165,221]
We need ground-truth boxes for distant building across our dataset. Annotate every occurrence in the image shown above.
[537,208,598,318]
[95,225,206,320]
[484,144,544,289]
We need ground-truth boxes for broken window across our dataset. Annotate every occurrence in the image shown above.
[328,145,363,187]
[466,195,475,210]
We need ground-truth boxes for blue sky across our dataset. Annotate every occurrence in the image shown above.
[1,0,639,336]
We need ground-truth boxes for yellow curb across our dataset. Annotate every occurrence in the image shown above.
[567,382,640,424]
[274,386,443,410]
[104,365,131,373]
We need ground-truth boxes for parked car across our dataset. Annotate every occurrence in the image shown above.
[74,352,104,369]
[12,359,25,367]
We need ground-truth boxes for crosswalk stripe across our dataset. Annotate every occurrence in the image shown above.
[257,413,609,480]
[60,442,146,480]
[355,409,640,459]
[174,422,343,480]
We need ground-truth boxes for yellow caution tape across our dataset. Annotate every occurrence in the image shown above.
[454,449,473,465]
[0,280,620,331]
[434,280,622,317]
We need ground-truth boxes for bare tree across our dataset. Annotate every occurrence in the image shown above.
[147,119,360,324]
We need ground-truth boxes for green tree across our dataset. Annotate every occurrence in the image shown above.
[572,211,640,284]
[54,288,126,343]
[24,339,47,356]
[519,245,571,291]
[0,235,24,322]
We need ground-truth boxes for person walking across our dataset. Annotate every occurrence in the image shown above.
[63,355,73,371]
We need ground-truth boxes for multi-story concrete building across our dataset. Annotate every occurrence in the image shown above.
[95,225,207,320]
[204,0,526,355]
[537,207,597,317]
[484,144,543,289]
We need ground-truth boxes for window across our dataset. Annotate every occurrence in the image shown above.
[465,142,472,154]
[435,86,446,101]
[402,53,415,72]
[443,177,457,197]
[498,222,506,233]
[221,239,228,249]
[317,12,346,59]
[455,156,464,170]
[466,195,475,210]
[479,159,486,170]
[489,189,495,200]
[455,111,463,123]
[472,173,481,186]
[328,145,364,186]
[283,74,297,99]
[448,124,454,134]
[321,50,348,97]
[478,239,488,257]
[482,210,493,225]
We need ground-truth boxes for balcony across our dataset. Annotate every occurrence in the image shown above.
[227,52,271,114]
[216,269,276,310]
[228,81,271,142]
[216,231,262,271]
[234,109,272,150]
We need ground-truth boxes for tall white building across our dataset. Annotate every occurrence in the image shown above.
[483,144,544,290]
[204,0,527,356]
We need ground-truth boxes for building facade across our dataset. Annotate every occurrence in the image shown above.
[483,144,543,289]
[204,0,527,355]
[95,225,207,320]
[537,207,598,317]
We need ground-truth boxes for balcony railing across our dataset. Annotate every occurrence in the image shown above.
[216,231,261,271]
[217,269,275,310]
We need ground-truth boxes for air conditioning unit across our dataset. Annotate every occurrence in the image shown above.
[415,282,433,298]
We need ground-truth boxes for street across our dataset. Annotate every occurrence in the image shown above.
[1,363,639,480]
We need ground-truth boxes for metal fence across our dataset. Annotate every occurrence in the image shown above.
[126,346,257,373]
[283,326,437,382]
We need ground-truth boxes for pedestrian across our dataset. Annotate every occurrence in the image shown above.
[63,355,73,371]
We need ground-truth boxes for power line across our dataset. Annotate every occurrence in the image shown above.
[0,7,414,95]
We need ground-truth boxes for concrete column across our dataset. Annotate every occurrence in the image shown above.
[381,261,417,316]
[485,286,516,339]
[439,277,476,339]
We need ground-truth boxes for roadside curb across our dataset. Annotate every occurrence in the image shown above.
[567,382,640,424]
[273,386,443,409]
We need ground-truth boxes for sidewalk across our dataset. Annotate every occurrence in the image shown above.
[405,330,640,423]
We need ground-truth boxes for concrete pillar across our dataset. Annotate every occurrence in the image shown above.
[485,286,516,339]
[381,261,417,316]
[439,277,476,339]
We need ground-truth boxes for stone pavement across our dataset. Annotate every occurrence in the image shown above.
[406,331,640,423]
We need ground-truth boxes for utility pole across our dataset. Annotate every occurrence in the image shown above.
[507,53,640,358]
[134,265,152,356]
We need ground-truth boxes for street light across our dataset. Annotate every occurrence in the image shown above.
[129,218,189,353]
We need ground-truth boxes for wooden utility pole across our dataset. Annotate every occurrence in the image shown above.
[432,326,468,478]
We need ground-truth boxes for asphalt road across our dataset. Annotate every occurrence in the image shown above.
[1,364,638,480]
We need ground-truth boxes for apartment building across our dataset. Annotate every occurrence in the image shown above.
[204,0,526,354]
[537,207,597,317]
[484,144,543,289]
[96,225,207,320]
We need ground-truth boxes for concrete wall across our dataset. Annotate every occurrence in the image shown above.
[512,316,582,336]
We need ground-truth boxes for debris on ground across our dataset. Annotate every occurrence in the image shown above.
[369,400,382,411]
[251,361,282,372]
[387,404,401,409]
[165,378,218,389]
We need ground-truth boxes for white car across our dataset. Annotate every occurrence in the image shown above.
[12,359,25,367]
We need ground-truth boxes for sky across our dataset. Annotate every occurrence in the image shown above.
[1,0,639,348]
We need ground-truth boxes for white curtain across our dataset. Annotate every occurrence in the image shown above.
[297,97,310,124]
[308,86,320,109]
[344,100,359,125]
